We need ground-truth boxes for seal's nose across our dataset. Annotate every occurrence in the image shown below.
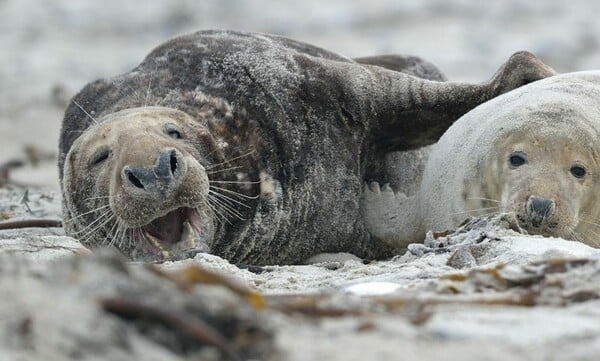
[526,196,555,227]
[154,149,179,179]
[122,149,183,197]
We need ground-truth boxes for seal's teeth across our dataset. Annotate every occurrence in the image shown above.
[145,231,171,259]
[181,220,197,248]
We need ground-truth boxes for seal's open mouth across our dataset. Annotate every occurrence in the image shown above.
[142,207,202,257]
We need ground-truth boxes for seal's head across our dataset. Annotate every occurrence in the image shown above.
[447,72,600,245]
[62,106,217,260]
[485,119,600,239]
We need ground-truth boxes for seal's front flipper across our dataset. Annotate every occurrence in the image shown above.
[362,182,421,249]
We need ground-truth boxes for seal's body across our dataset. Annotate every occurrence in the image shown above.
[365,71,600,249]
[59,30,554,264]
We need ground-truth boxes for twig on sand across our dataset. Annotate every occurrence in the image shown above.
[0,219,63,230]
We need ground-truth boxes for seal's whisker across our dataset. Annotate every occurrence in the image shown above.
[208,194,245,220]
[206,199,232,225]
[81,216,116,246]
[450,206,499,216]
[117,222,131,249]
[71,207,114,235]
[466,197,500,203]
[209,180,261,185]
[101,216,119,246]
[80,212,115,242]
[103,218,120,247]
[144,69,155,110]
[206,150,255,170]
[209,190,252,209]
[63,204,111,223]
[206,165,245,175]
[202,144,225,160]
[83,195,114,201]
[113,220,128,249]
[202,202,227,226]
[108,222,122,248]
[72,100,98,124]
[209,185,260,199]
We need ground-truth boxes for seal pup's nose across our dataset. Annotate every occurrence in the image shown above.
[122,149,183,198]
[526,196,555,227]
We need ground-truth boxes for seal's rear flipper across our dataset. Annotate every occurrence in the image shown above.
[354,54,446,81]
[354,51,556,152]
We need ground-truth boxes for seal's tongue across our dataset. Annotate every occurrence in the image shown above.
[145,208,187,244]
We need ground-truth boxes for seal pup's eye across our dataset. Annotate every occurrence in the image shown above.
[90,149,110,166]
[570,165,586,179]
[509,152,527,168]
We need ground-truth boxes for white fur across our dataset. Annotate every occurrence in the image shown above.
[364,71,600,248]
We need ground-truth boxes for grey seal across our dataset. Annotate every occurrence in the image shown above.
[59,30,555,264]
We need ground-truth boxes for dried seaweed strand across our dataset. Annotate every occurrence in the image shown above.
[100,297,242,361]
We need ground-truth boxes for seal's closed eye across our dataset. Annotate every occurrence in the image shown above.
[165,124,182,139]
[90,149,110,167]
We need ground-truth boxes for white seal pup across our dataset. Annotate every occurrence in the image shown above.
[364,71,600,248]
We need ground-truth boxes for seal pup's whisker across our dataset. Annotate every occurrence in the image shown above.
[205,150,255,170]
[466,197,500,203]
[143,68,155,110]
[209,190,252,209]
[578,219,600,229]
[72,100,98,124]
[586,231,600,247]
[450,206,499,216]
[209,185,260,200]
[568,229,588,245]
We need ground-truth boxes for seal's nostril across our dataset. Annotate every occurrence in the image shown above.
[126,169,144,189]
[527,196,555,219]
[170,151,178,175]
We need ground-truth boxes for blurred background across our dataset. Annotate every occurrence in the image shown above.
[1,0,599,190]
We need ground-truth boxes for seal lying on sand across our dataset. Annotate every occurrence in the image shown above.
[59,30,555,264]
[364,71,600,249]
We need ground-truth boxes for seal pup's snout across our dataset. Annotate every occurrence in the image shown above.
[122,148,186,198]
[526,195,556,227]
